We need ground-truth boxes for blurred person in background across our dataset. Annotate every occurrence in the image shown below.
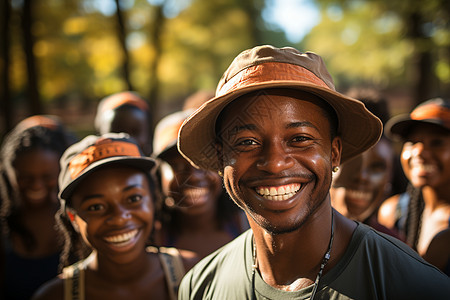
[94,91,154,156]
[32,133,197,300]
[331,88,401,238]
[378,98,450,257]
[0,115,77,300]
[153,110,249,258]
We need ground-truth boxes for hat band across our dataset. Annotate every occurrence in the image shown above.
[68,141,141,179]
[217,62,332,97]
[411,104,450,129]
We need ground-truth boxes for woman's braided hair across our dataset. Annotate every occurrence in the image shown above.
[404,183,425,250]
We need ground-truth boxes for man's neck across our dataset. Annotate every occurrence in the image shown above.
[250,207,356,290]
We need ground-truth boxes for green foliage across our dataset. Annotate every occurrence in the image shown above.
[303,0,449,95]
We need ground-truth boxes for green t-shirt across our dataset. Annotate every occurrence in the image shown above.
[179,222,450,299]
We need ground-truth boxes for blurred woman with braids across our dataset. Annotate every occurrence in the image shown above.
[0,115,78,300]
[378,98,450,259]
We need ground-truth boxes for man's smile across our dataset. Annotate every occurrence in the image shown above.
[256,183,301,201]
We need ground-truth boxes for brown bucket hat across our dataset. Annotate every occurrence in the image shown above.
[178,45,382,171]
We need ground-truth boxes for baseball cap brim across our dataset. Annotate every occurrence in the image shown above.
[178,80,382,171]
[59,156,156,202]
[385,114,449,141]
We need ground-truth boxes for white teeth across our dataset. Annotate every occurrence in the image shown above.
[270,187,277,195]
[184,188,208,198]
[347,190,371,202]
[256,184,301,201]
[25,189,48,201]
[104,229,138,244]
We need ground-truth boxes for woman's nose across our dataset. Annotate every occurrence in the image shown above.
[106,205,130,225]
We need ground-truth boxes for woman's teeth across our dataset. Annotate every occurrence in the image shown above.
[104,229,138,245]
[256,184,301,201]
[184,187,208,198]
[346,190,371,202]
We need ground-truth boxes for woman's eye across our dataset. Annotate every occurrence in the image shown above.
[87,204,104,211]
[430,138,444,148]
[128,194,143,203]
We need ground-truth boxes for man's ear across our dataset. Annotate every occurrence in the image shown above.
[331,136,342,168]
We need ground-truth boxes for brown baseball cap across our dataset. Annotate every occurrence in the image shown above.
[178,45,382,171]
[385,97,450,140]
[58,133,156,205]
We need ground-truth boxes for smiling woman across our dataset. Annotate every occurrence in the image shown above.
[31,133,198,300]
[0,115,77,300]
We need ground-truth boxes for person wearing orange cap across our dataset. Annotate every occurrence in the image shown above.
[94,91,153,155]
[177,45,450,299]
[0,115,77,300]
[32,133,197,300]
[153,110,249,258]
[378,98,450,265]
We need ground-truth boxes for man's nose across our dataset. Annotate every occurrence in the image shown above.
[256,142,295,174]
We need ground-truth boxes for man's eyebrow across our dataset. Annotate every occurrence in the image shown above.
[227,124,257,134]
[287,121,318,131]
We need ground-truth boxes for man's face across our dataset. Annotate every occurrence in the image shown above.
[217,89,341,234]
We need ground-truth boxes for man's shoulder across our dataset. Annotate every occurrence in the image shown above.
[179,230,253,299]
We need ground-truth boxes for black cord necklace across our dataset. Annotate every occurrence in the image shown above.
[251,211,335,300]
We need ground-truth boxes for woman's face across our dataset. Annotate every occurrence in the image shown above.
[332,138,393,220]
[401,123,450,190]
[70,166,154,264]
[160,147,223,215]
[14,148,60,208]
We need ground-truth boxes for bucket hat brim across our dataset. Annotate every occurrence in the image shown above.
[178,80,382,171]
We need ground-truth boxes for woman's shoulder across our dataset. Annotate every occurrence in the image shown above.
[378,194,401,228]
[30,276,64,300]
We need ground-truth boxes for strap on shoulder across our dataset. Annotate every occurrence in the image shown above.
[157,246,186,300]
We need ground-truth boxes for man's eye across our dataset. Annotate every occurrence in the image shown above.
[292,136,311,142]
[237,139,257,146]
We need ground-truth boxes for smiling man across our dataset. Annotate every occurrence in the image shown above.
[177,45,450,299]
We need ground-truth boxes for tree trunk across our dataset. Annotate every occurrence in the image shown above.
[114,0,133,91]
[406,11,434,107]
[22,0,41,115]
[1,0,13,135]
[147,4,165,125]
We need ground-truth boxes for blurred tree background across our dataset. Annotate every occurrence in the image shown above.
[0,0,449,139]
